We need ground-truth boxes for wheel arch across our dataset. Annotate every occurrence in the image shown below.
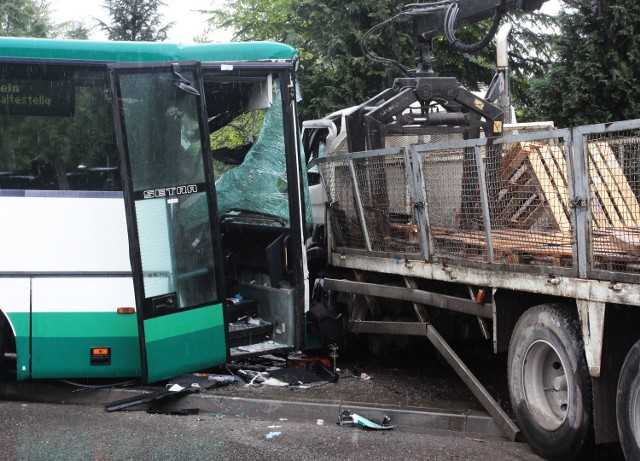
[494,289,574,353]
[592,304,640,444]
[0,307,18,374]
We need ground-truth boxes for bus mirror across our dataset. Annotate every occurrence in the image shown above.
[171,63,200,96]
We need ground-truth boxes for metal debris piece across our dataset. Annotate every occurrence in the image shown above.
[337,410,393,430]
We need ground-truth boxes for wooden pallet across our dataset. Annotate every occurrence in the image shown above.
[430,226,640,266]
[499,141,640,230]
[497,142,570,230]
[588,141,640,228]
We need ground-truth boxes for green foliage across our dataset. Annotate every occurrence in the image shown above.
[531,0,640,127]
[210,111,265,179]
[205,0,557,121]
[208,0,293,43]
[96,0,174,41]
[52,20,91,39]
[0,0,52,37]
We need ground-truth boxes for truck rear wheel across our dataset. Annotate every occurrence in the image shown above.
[617,339,640,460]
[508,304,592,461]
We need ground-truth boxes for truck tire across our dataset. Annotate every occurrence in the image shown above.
[508,304,592,461]
[617,339,640,461]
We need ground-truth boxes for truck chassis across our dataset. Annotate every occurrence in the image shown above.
[311,118,640,459]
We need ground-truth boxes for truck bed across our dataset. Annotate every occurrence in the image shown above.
[315,119,640,285]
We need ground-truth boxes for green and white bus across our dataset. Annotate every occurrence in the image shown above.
[0,37,309,384]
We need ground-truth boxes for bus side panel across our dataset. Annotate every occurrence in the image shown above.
[30,278,140,379]
[0,195,130,273]
[0,278,31,380]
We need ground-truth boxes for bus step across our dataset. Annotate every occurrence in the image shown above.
[228,317,273,348]
[225,298,259,320]
[229,340,291,359]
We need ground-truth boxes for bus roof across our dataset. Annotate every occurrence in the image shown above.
[0,37,297,63]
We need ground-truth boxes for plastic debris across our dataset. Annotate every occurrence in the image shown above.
[337,410,393,430]
[237,369,289,387]
[265,431,282,440]
[228,294,244,304]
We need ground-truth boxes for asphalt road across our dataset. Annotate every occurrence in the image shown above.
[0,400,544,461]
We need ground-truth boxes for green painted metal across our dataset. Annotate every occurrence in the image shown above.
[8,311,140,379]
[0,37,297,63]
[7,307,225,381]
[31,336,141,378]
[31,311,138,338]
[143,304,226,383]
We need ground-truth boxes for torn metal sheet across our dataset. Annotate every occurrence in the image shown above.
[104,386,196,412]
[105,375,216,412]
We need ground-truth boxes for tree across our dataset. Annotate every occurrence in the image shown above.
[96,0,174,41]
[52,20,91,39]
[531,0,640,126]
[205,0,557,121]
[0,0,52,38]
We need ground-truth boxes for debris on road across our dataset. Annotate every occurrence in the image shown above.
[265,431,282,440]
[337,410,393,430]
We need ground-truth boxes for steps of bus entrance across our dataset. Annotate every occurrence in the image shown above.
[226,299,273,348]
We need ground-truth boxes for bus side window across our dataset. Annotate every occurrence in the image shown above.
[0,64,119,193]
[31,155,69,190]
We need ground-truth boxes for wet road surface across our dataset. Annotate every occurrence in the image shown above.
[0,400,544,461]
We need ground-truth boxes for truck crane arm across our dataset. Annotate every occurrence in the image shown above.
[363,0,601,76]
[303,0,607,157]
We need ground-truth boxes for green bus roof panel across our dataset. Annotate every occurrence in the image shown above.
[0,38,297,63]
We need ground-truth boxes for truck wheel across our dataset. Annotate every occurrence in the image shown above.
[508,304,592,461]
[617,339,640,460]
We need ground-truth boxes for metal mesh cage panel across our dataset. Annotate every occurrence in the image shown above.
[416,136,573,267]
[318,158,366,250]
[317,121,640,280]
[484,140,574,268]
[585,129,640,274]
[318,151,420,255]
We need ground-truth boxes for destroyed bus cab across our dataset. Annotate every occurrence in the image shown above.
[0,37,309,384]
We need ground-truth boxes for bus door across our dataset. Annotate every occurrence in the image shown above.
[108,61,226,383]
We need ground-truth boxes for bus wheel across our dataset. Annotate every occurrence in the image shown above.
[617,339,640,460]
[508,304,593,461]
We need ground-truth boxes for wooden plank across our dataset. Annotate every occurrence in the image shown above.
[527,144,571,231]
[497,176,540,227]
[588,145,625,228]
[589,142,631,226]
[590,141,640,226]
[500,143,530,179]
[538,145,571,229]
[429,224,640,268]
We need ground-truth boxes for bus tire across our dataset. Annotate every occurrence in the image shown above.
[508,304,593,461]
[617,339,640,461]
